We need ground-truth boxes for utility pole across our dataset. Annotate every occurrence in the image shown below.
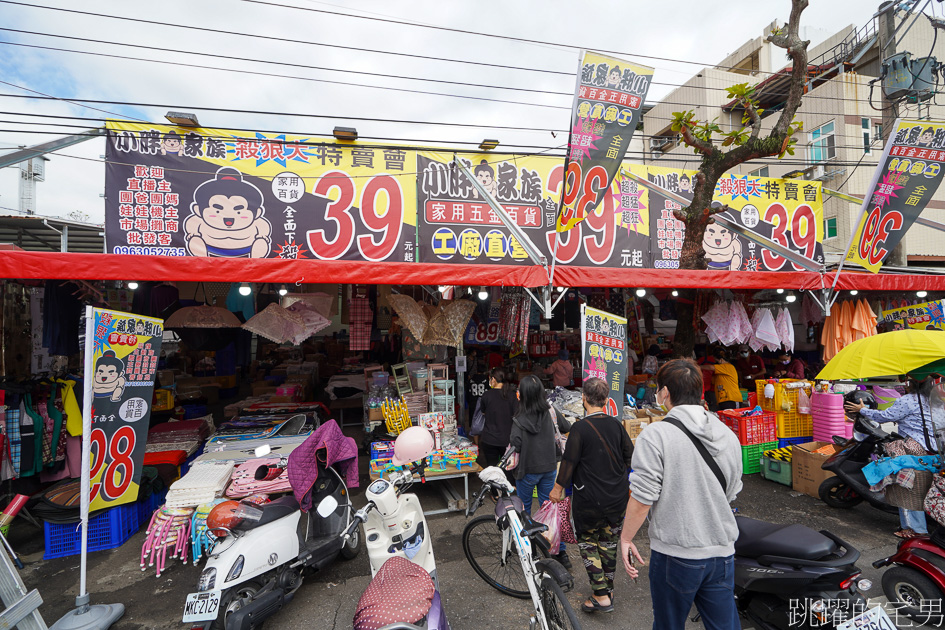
[879,0,909,267]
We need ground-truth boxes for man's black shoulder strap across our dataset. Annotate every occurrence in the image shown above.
[663,417,727,493]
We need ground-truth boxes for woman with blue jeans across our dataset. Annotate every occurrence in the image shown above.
[510,376,572,564]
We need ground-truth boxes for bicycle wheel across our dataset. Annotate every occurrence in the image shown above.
[539,575,581,630]
[462,514,531,599]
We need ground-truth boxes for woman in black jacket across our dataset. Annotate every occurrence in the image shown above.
[510,375,571,514]
[478,367,517,467]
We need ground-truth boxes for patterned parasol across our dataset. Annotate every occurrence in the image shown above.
[284,301,332,344]
[387,294,429,341]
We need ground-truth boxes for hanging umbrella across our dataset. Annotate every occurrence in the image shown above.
[816,329,945,380]
[165,305,242,329]
[387,294,428,340]
[284,301,331,344]
[242,303,304,344]
[283,292,335,319]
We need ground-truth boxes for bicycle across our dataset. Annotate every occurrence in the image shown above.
[462,464,581,630]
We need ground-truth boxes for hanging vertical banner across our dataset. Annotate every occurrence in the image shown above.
[86,308,164,511]
[845,118,945,273]
[556,51,654,232]
[580,305,628,420]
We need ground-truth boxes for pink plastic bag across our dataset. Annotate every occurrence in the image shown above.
[797,388,812,415]
[534,500,561,554]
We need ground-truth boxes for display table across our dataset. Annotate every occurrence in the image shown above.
[369,464,482,515]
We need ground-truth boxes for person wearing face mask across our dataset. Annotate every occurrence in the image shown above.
[478,367,519,468]
[550,378,633,614]
[702,347,741,411]
[734,345,766,392]
[774,352,805,379]
[620,359,743,629]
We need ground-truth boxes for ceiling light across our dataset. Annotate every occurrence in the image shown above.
[786,293,797,303]
[126,281,138,290]
[917,290,928,298]
[556,286,565,293]
[478,288,489,301]
[776,288,784,294]
[671,290,679,297]
[438,285,449,293]
[164,111,200,127]
[238,282,252,296]
[850,290,858,296]
[333,126,358,141]
[635,288,646,297]
[479,139,499,151]
[278,284,288,297]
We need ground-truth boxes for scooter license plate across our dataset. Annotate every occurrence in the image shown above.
[837,605,896,630]
[182,589,222,623]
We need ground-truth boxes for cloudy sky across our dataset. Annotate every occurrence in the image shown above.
[0,0,886,223]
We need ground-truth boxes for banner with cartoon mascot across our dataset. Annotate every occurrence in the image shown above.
[105,122,822,271]
[86,308,164,511]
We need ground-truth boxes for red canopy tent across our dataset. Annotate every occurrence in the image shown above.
[0,250,942,292]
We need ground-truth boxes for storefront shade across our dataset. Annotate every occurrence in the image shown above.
[816,329,945,380]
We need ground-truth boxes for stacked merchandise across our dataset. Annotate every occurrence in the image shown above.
[718,408,777,475]
[811,391,852,441]
[165,461,236,508]
[757,379,813,445]
[369,435,479,479]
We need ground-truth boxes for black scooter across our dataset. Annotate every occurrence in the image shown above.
[735,516,870,629]
[818,414,901,514]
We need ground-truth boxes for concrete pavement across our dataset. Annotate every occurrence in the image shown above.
[14,473,931,629]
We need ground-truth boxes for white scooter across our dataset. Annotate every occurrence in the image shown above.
[344,426,449,629]
[184,459,359,630]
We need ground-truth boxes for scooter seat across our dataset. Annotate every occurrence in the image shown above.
[235,495,300,531]
[735,516,838,561]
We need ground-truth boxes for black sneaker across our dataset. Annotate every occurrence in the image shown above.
[553,551,572,570]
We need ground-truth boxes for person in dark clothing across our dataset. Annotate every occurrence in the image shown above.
[478,367,518,467]
[551,378,633,614]
[734,344,766,392]
[510,375,571,513]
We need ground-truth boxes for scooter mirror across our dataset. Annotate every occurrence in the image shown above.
[316,495,339,517]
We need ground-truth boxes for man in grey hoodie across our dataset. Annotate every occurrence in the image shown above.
[620,358,743,630]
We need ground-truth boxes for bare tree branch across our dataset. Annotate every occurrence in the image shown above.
[708,203,731,217]
[768,0,810,136]
[679,124,715,156]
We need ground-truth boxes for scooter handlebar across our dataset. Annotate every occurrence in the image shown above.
[342,504,373,541]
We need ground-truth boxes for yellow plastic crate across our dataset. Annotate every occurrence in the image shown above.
[756,380,811,414]
[776,411,813,438]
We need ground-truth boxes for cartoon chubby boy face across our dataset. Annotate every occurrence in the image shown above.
[920,130,935,145]
[201,194,258,230]
[703,224,734,250]
[476,170,494,188]
[608,69,621,87]
[96,364,120,387]
[163,136,182,153]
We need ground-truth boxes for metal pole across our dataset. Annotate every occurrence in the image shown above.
[78,305,93,610]
[879,1,908,267]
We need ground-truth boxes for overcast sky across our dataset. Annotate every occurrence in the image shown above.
[0,0,888,223]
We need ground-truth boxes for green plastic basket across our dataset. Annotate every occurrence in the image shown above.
[741,441,777,475]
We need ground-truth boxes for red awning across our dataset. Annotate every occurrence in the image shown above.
[0,251,548,286]
[0,251,941,291]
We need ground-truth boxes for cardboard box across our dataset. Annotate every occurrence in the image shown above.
[623,418,648,440]
[252,383,278,397]
[792,441,838,498]
[368,408,384,422]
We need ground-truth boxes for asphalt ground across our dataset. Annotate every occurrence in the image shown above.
[11,472,937,630]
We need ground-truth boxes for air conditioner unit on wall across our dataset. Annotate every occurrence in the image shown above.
[810,165,825,180]
[649,137,672,151]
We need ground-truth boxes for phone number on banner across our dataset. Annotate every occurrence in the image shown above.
[113,246,188,256]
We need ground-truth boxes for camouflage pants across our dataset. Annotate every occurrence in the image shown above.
[578,523,622,596]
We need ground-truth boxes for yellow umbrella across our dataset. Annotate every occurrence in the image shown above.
[816,329,945,380]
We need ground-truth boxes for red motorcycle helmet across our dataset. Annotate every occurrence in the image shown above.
[206,500,242,538]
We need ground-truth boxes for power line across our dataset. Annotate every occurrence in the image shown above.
[0,106,894,148]
[0,126,883,170]
[0,40,572,111]
[0,27,573,98]
[0,4,907,108]
[0,79,142,121]
[0,0,574,77]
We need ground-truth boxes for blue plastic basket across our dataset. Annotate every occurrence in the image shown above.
[778,436,813,448]
[44,502,140,560]
[136,488,168,527]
